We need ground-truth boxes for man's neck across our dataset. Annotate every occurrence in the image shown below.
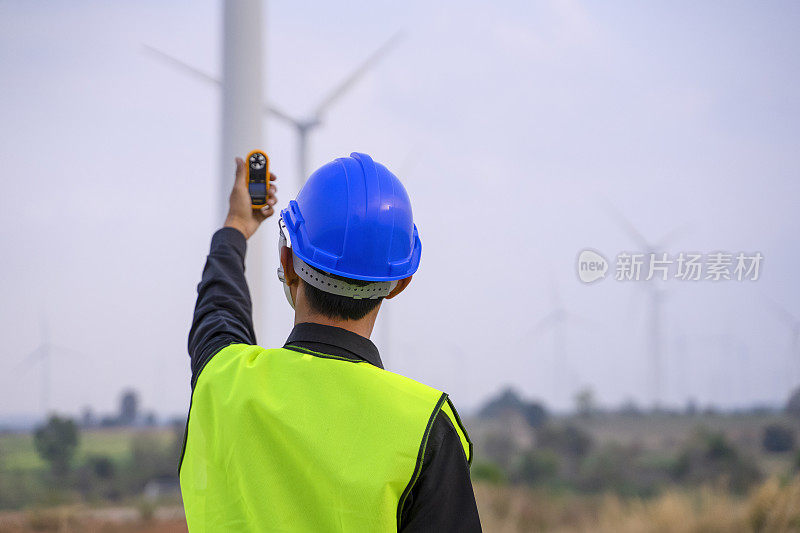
[293,310,378,339]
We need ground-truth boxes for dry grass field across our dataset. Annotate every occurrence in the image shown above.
[0,476,798,532]
[474,477,800,533]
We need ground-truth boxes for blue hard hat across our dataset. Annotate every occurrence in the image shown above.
[280,152,421,282]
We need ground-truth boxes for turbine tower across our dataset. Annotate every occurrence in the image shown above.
[221,0,264,221]
[221,0,266,333]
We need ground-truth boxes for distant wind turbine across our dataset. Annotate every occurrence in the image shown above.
[685,330,748,407]
[17,315,83,417]
[529,283,589,404]
[767,298,800,386]
[608,206,686,409]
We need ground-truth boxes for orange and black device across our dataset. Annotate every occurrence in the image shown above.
[246,150,270,209]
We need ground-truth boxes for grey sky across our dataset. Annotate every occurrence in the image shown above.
[1,1,799,419]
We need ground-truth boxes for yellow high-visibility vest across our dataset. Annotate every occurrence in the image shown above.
[179,344,471,532]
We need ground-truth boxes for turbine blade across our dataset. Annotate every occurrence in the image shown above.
[15,345,46,372]
[143,45,297,128]
[264,103,301,127]
[312,31,404,119]
[653,224,690,249]
[49,344,86,359]
[605,202,651,250]
[529,312,558,337]
[142,44,221,86]
[766,296,799,328]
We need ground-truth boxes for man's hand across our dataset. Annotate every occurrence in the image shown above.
[224,157,278,240]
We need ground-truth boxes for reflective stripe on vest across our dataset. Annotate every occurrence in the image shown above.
[179,344,471,532]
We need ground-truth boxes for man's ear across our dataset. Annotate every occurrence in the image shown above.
[280,246,299,286]
[385,275,412,300]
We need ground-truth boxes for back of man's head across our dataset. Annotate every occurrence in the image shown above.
[278,153,421,321]
[301,265,382,320]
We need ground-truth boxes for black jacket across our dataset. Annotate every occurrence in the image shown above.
[187,227,482,532]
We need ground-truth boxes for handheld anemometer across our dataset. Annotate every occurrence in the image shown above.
[246,150,270,209]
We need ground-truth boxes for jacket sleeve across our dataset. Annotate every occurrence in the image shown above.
[399,412,482,532]
[187,227,256,387]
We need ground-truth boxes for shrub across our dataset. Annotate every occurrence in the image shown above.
[87,454,115,479]
[123,434,178,492]
[482,432,519,472]
[471,461,507,484]
[515,449,559,486]
[762,423,796,453]
[537,424,593,459]
[672,428,761,493]
[786,387,800,420]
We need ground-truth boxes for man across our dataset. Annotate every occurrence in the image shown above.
[181,152,481,532]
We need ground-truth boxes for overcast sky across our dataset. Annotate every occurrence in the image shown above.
[1,1,799,421]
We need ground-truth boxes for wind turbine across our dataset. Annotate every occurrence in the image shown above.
[143,31,403,190]
[18,314,83,417]
[529,283,588,406]
[685,330,748,407]
[767,298,800,387]
[608,207,685,409]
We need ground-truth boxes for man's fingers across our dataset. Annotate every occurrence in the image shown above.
[259,205,274,219]
[234,157,246,186]
[269,172,277,181]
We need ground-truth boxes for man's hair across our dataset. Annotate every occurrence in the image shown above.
[301,264,383,321]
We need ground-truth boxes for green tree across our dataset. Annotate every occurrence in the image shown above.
[574,387,596,419]
[33,415,79,478]
[478,387,549,429]
[119,389,139,426]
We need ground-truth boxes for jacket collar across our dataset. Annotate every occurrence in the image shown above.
[284,322,384,369]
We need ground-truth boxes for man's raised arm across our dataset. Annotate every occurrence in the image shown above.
[187,157,277,387]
